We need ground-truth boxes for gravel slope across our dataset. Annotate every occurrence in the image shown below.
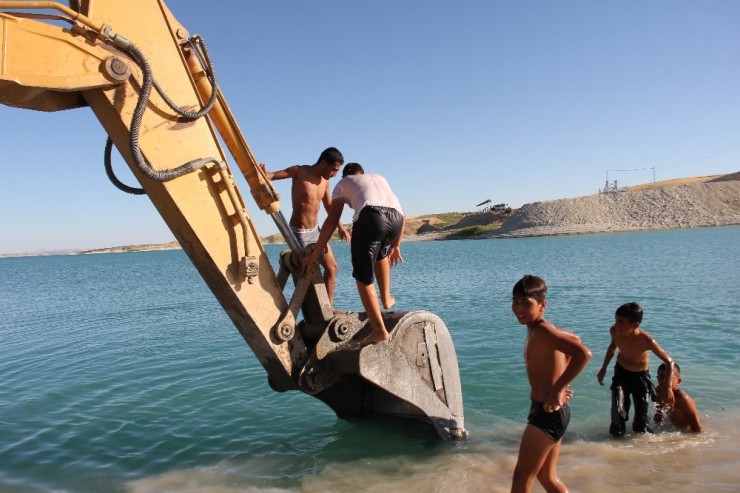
[490,180,740,238]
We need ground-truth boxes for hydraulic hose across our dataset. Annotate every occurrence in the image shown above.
[151,36,218,120]
[102,30,219,185]
[104,137,145,195]
[122,41,206,182]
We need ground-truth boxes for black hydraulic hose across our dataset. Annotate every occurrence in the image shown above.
[121,41,204,182]
[104,137,146,195]
[100,32,219,189]
[151,36,218,119]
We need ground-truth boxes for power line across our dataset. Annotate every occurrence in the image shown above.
[664,140,740,171]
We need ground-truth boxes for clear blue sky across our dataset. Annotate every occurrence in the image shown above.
[1,1,738,254]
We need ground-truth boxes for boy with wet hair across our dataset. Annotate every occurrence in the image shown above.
[511,275,592,493]
[260,147,349,308]
[654,362,702,432]
[596,302,675,437]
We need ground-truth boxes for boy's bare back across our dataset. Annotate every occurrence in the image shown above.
[669,389,701,431]
[525,321,573,404]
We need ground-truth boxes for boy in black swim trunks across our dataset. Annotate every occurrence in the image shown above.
[511,275,592,493]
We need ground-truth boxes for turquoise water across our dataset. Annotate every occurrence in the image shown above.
[1,226,739,492]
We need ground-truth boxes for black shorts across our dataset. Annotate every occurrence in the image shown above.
[527,400,570,442]
[351,206,404,285]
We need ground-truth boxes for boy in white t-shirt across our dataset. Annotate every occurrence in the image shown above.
[303,163,405,346]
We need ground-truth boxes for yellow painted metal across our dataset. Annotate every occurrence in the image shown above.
[0,0,304,390]
[0,2,103,31]
[183,48,281,215]
[0,11,117,110]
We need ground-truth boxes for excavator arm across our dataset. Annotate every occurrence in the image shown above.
[0,0,466,440]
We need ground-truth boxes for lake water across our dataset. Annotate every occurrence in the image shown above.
[1,226,739,492]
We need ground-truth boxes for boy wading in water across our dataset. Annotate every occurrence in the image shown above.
[654,362,702,433]
[596,302,675,437]
[511,275,592,493]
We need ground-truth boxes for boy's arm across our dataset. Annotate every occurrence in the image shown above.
[543,327,593,412]
[302,199,345,268]
[650,338,675,406]
[388,216,405,268]
[260,163,297,181]
[336,223,350,242]
[322,189,350,243]
[596,336,617,385]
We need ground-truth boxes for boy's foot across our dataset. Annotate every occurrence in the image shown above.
[360,330,390,347]
[382,296,395,310]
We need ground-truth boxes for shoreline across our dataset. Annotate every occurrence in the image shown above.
[3,174,738,257]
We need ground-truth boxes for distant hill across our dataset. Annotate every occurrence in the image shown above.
[77,241,182,255]
[491,173,740,238]
[261,210,510,244]
[4,172,736,257]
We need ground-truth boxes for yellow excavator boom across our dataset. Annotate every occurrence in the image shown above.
[0,0,466,440]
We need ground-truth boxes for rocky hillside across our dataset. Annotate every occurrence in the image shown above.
[63,172,740,255]
[491,175,740,238]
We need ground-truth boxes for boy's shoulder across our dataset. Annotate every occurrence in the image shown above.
[675,387,695,404]
[528,319,565,339]
[615,326,652,340]
[635,328,658,343]
[292,164,313,176]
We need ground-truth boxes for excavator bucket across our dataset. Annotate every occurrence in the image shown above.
[299,310,467,440]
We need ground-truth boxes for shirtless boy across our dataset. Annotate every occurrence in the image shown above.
[596,302,675,437]
[261,147,349,307]
[511,275,592,493]
[654,362,702,432]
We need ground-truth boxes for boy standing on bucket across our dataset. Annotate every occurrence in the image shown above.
[303,163,404,346]
[510,275,592,493]
[596,302,675,437]
[260,147,349,309]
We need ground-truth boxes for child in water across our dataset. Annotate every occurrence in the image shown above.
[654,362,702,433]
[596,302,675,437]
[510,275,592,493]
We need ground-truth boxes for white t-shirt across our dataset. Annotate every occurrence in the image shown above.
[332,173,404,222]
